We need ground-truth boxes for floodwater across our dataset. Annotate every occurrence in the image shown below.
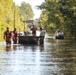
[0,34,76,75]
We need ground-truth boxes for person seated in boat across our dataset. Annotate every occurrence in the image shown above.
[58,31,64,36]
[56,30,64,39]
[24,31,27,35]
[31,25,37,36]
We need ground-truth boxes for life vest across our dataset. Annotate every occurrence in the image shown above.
[13,31,18,40]
[4,30,11,41]
[31,28,37,34]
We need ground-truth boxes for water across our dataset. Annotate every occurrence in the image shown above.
[0,34,76,75]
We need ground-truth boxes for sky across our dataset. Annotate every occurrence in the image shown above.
[13,0,45,19]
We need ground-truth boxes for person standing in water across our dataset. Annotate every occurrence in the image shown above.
[40,27,46,45]
[4,27,12,45]
[12,28,18,44]
[31,25,37,36]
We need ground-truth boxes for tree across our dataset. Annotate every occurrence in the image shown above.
[59,0,76,36]
[19,1,34,19]
[38,0,76,36]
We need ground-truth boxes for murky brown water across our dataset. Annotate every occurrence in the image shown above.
[0,35,76,75]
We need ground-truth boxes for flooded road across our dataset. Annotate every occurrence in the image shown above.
[0,35,76,75]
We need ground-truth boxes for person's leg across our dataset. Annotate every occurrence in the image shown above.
[40,36,44,45]
[13,39,17,44]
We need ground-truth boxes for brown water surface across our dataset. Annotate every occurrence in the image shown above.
[0,35,76,75]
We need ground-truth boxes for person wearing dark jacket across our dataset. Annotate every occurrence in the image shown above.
[31,25,37,36]
[4,27,12,45]
[13,28,18,44]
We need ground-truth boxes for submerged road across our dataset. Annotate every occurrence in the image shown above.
[0,34,76,75]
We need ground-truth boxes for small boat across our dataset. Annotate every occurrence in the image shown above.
[53,30,64,40]
[18,36,40,44]
[55,35,64,39]
[18,19,41,45]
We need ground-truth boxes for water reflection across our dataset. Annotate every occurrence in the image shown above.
[5,45,12,52]
[39,45,44,52]
[0,37,76,75]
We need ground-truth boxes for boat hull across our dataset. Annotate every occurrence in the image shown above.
[55,35,64,39]
[18,36,39,44]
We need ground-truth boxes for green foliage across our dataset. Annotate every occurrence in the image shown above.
[39,0,76,36]
[0,0,34,41]
[19,1,34,19]
[59,0,76,36]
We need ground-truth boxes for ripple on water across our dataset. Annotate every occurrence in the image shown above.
[0,37,76,75]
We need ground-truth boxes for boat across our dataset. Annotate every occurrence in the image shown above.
[18,19,40,45]
[53,30,64,40]
[18,35,40,44]
[55,35,64,39]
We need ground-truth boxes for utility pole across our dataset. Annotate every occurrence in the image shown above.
[14,3,15,29]
[23,20,25,32]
